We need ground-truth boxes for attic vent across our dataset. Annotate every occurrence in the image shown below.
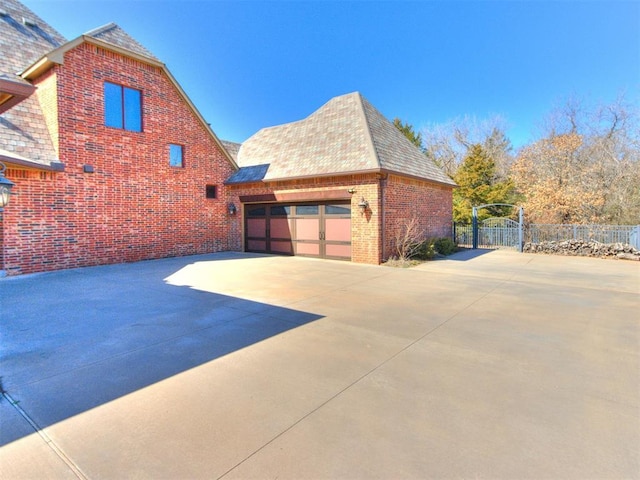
[23,17,37,27]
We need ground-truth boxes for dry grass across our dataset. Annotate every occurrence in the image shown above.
[382,258,424,268]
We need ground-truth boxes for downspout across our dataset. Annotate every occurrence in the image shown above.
[379,173,387,262]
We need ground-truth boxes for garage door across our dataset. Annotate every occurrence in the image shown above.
[245,203,351,260]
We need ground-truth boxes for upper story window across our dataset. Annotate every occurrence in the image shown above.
[169,144,183,168]
[104,82,142,132]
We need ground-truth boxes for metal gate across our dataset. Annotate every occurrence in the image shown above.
[454,219,521,250]
[478,218,520,249]
[468,203,524,252]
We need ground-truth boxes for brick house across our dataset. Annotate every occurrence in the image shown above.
[0,0,454,276]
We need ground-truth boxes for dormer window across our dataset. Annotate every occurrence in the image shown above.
[104,82,142,132]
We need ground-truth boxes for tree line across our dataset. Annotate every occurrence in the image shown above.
[394,96,640,225]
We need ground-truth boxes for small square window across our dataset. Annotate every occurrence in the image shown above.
[169,144,183,168]
[206,185,217,199]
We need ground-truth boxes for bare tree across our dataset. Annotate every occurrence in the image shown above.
[511,95,640,224]
[421,115,513,178]
[391,217,425,261]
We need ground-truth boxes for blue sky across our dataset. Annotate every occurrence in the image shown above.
[23,0,640,149]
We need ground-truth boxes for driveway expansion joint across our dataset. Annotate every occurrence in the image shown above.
[217,277,511,479]
[2,390,89,480]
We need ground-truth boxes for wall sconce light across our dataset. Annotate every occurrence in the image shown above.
[0,161,15,210]
[347,188,357,194]
[357,197,369,213]
[227,202,237,215]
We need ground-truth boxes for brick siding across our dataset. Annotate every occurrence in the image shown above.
[382,174,453,260]
[0,44,454,274]
[228,173,453,265]
[2,42,236,275]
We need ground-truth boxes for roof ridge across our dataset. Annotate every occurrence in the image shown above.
[83,22,159,61]
[83,22,118,38]
[355,92,383,169]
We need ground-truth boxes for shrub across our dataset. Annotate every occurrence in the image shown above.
[415,239,436,260]
[433,237,457,255]
[392,217,425,261]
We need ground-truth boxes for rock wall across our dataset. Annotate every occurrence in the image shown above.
[523,240,640,261]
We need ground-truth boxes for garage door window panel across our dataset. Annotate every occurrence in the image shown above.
[325,204,351,215]
[296,205,319,215]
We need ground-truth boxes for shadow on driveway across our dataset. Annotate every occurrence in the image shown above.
[437,248,497,261]
[0,253,323,447]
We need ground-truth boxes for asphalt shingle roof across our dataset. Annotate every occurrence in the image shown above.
[234,92,455,186]
[0,0,66,167]
[220,140,241,162]
[225,164,269,184]
[84,23,158,60]
[0,0,66,77]
[0,94,59,164]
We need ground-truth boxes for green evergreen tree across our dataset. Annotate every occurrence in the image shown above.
[453,144,516,223]
[393,118,424,151]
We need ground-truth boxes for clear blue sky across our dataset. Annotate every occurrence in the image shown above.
[23,0,640,149]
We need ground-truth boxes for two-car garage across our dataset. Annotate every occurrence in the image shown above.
[244,202,351,260]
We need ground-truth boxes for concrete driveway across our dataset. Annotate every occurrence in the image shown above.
[1,250,638,479]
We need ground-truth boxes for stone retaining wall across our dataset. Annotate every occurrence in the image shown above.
[523,240,640,261]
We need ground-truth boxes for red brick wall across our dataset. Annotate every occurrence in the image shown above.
[2,42,236,275]
[227,174,382,263]
[382,174,453,261]
[227,173,453,265]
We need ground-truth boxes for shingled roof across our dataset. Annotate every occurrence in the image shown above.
[84,23,158,60]
[220,140,241,162]
[0,0,66,168]
[0,0,66,76]
[229,92,455,186]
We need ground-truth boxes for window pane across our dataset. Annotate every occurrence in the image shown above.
[270,205,290,216]
[124,87,142,132]
[325,205,351,215]
[104,82,123,128]
[295,205,318,215]
[247,206,266,217]
[205,185,216,199]
[169,144,183,167]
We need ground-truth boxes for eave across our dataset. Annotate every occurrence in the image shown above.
[261,167,456,188]
[0,77,36,114]
[0,149,65,172]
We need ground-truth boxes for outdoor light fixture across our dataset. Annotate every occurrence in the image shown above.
[357,197,369,213]
[227,202,237,215]
[0,161,14,210]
